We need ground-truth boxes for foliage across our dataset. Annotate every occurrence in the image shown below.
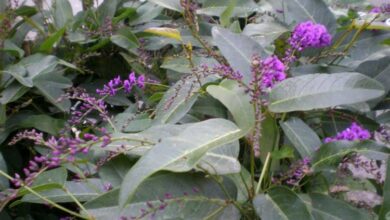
[0,0,389,219]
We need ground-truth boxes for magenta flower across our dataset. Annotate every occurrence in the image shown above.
[260,55,287,89]
[288,21,332,51]
[324,122,371,143]
[97,72,146,96]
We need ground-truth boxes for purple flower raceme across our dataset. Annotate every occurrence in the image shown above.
[285,157,311,186]
[289,21,332,51]
[370,3,390,13]
[324,122,371,143]
[96,72,145,96]
[260,55,287,89]
[9,127,112,188]
[211,64,243,81]
[284,21,332,63]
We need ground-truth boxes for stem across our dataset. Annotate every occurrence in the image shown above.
[63,186,91,218]
[255,153,271,194]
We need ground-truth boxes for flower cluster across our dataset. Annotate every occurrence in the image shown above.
[67,88,110,125]
[324,122,371,143]
[250,55,287,91]
[260,55,287,89]
[96,72,145,96]
[285,157,311,186]
[288,21,332,51]
[370,4,390,13]
[9,128,111,188]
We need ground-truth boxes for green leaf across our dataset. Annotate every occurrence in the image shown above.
[87,173,238,219]
[98,155,133,187]
[253,186,313,220]
[112,7,137,24]
[110,34,138,50]
[96,0,119,24]
[148,0,183,12]
[259,113,280,165]
[198,0,264,17]
[0,153,9,189]
[161,56,217,74]
[23,179,105,203]
[0,81,29,104]
[379,156,390,219]
[207,79,255,131]
[17,114,65,135]
[2,40,25,58]
[119,118,242,207]
[341,33,390,66]
[212,27,266,83]
[220,0,237,27]
[269,73,385,113]
[4,54,58,87]
[242,22,288,47]
[53,0,73,28]
[33,70,72,112]
[39,27,66,53]
[153,75,216,125]
[312,141,390,171]
[144,27,182,41]
[278,0,336,31]
[32,168,67,187]
[280,117,322,158]
[309,193,371,220]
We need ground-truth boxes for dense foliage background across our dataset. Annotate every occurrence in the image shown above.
[0,0,389,219]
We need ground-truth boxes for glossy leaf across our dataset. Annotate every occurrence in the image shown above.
[153,75,216,125]
[212,27,266,83]
[253,186,313,220]
[39,27,66,53]
[87,173,238,219]
[119,118,242,207]
[0,153,9,189]
[148,0,182,12]
[53,0,73,28]
[144,27,182,41]
[274,0,336,31]
[269,73,385,113]
[312,141,390,171]
[23,179,105,203]
[207,79,255,131]
[309,193,371,220]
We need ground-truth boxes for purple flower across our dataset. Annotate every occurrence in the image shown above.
[288,21,332,51]
[96,72,146,96]
[260,55,287,89]
[370,7,382,13]
[285,157,311,186]
[96,76,122,96]
[324,122,371,143]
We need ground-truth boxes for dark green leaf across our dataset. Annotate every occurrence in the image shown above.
[280,117,322,158]
[312,141,390,171]
[39,27,66,53]
[119,119,242,207]
[53,0,73,28]
[309,193,371,220]
[269,73,385,113]
[253,186,313,219]
[212,27,266,83]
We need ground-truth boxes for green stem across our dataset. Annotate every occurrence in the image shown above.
[255,152,271,194]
